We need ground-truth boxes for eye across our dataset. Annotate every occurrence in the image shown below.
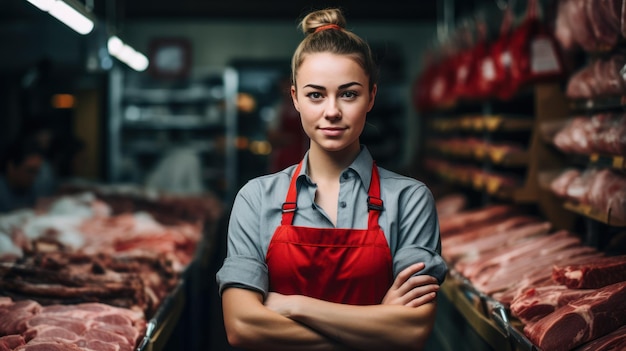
[306,92,323,100]
[341,90,359,99]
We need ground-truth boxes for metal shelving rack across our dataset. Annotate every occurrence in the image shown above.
[107,66,238,201]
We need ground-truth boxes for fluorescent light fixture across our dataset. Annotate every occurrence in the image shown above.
[26,0,95,35]
[107,36,149,72]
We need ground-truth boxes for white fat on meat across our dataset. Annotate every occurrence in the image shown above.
[565,269,583,280]
[20,215,85,248]
[16,193,114,249]
[131,212,165,234]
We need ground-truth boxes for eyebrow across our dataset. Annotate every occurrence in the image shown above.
[303,82,363,90]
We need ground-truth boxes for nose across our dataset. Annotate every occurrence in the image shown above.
[324,98,341,120]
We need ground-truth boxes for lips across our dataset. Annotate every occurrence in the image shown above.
[319,127,347,137]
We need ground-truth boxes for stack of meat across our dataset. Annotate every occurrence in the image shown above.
[0,296,146,351]
[512,258,626,351]
[566,55,626,100]
[551,113,626,156]
[0,189,219,349]
[0,251,176,317]
[550,168,626,222]
[555,0,623,54]
[437,200,626,350]
[0,192,205,270]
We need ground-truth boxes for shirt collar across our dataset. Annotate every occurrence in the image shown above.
[296,145,374,190]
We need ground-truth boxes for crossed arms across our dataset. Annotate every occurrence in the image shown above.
[221,262,440,351]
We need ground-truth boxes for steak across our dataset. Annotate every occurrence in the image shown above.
[574,324,626,351]
[510,285,595,324]
[552,255,626,289]
[524,281,626,351]
[0,335,25,351]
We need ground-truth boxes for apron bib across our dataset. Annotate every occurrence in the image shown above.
[266,161,393,305]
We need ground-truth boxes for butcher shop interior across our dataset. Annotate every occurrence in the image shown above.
[1,0,626,350]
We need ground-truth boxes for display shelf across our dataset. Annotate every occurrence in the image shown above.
[588,153,626,171]
[428,141,529,167]
[123,86,224,104]
[444,270,539,351]
[137,280,186,351]
[442,272,520,351]
[108,66,239,200]
[430,115,534,133]
[563,201,626,227]
[568,96,626,113]
[122,119,224,130]
[427,162,534,203]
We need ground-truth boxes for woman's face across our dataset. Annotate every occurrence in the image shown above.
[291,52,376,154]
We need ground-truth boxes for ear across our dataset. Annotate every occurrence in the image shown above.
[290,85,300,112]
[367,84,377,112]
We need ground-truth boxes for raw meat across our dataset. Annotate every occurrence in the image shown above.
[552,255,626,288]
[493,250,603,305]
[574,324,626,351]
[0,335,25,350]
[524,281,626,351]
[442,215,539,250]
[566,56,626,99]
[586,0,621,51]
[477,245,599,296]
[435,193,467,219]
[510,285,595,324]
[462,230,579,279]
[0,297,145,351]
[443,221,551,264]
[550,168,581,198]
[438,204,518,237]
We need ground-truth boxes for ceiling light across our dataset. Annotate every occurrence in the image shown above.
[26,0,95,35]
[107,36,149,72]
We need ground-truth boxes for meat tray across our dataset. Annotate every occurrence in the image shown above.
[135,217,219,351]
[135,279,185,351]
[444,269,539,351]
[441,270,513,351]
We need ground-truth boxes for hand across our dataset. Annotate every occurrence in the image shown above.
[265,292,297,317]
[381,262,439,307]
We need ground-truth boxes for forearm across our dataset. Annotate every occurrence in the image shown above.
[222,288,350,351]
[286,296,437,351]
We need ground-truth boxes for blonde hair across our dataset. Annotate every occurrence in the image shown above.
[291,8,378,92]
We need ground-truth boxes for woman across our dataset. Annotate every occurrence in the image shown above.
[216,8,447,350]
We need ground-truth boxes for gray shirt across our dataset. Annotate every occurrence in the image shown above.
[216,146,447,297]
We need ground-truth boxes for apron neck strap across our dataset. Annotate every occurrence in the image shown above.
[281,160,383,229]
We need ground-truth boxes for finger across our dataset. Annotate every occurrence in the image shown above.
[399,282,439,304]
[406,291,438,308]
[393,262,425,288]
[395,274,438,297]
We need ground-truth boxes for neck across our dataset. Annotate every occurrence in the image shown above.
[307,143,360,182]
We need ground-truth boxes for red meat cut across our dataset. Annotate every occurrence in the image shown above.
[552,255,626,289]
[574,324,626,351]
[524,281,626,351]
[510,285,595,324]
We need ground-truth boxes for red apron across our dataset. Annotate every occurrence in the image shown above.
[266,161,393,305]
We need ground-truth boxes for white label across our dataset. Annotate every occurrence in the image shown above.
[481,57,496,81]
[531,37,561,74]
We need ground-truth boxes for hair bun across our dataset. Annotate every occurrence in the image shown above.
[300,8,346,35]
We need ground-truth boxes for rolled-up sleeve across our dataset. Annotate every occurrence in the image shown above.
[393,184,448,284]
[216,180,270,297]
[217,255,268,296]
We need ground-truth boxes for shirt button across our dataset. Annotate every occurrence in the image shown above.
[339,201,347,208]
